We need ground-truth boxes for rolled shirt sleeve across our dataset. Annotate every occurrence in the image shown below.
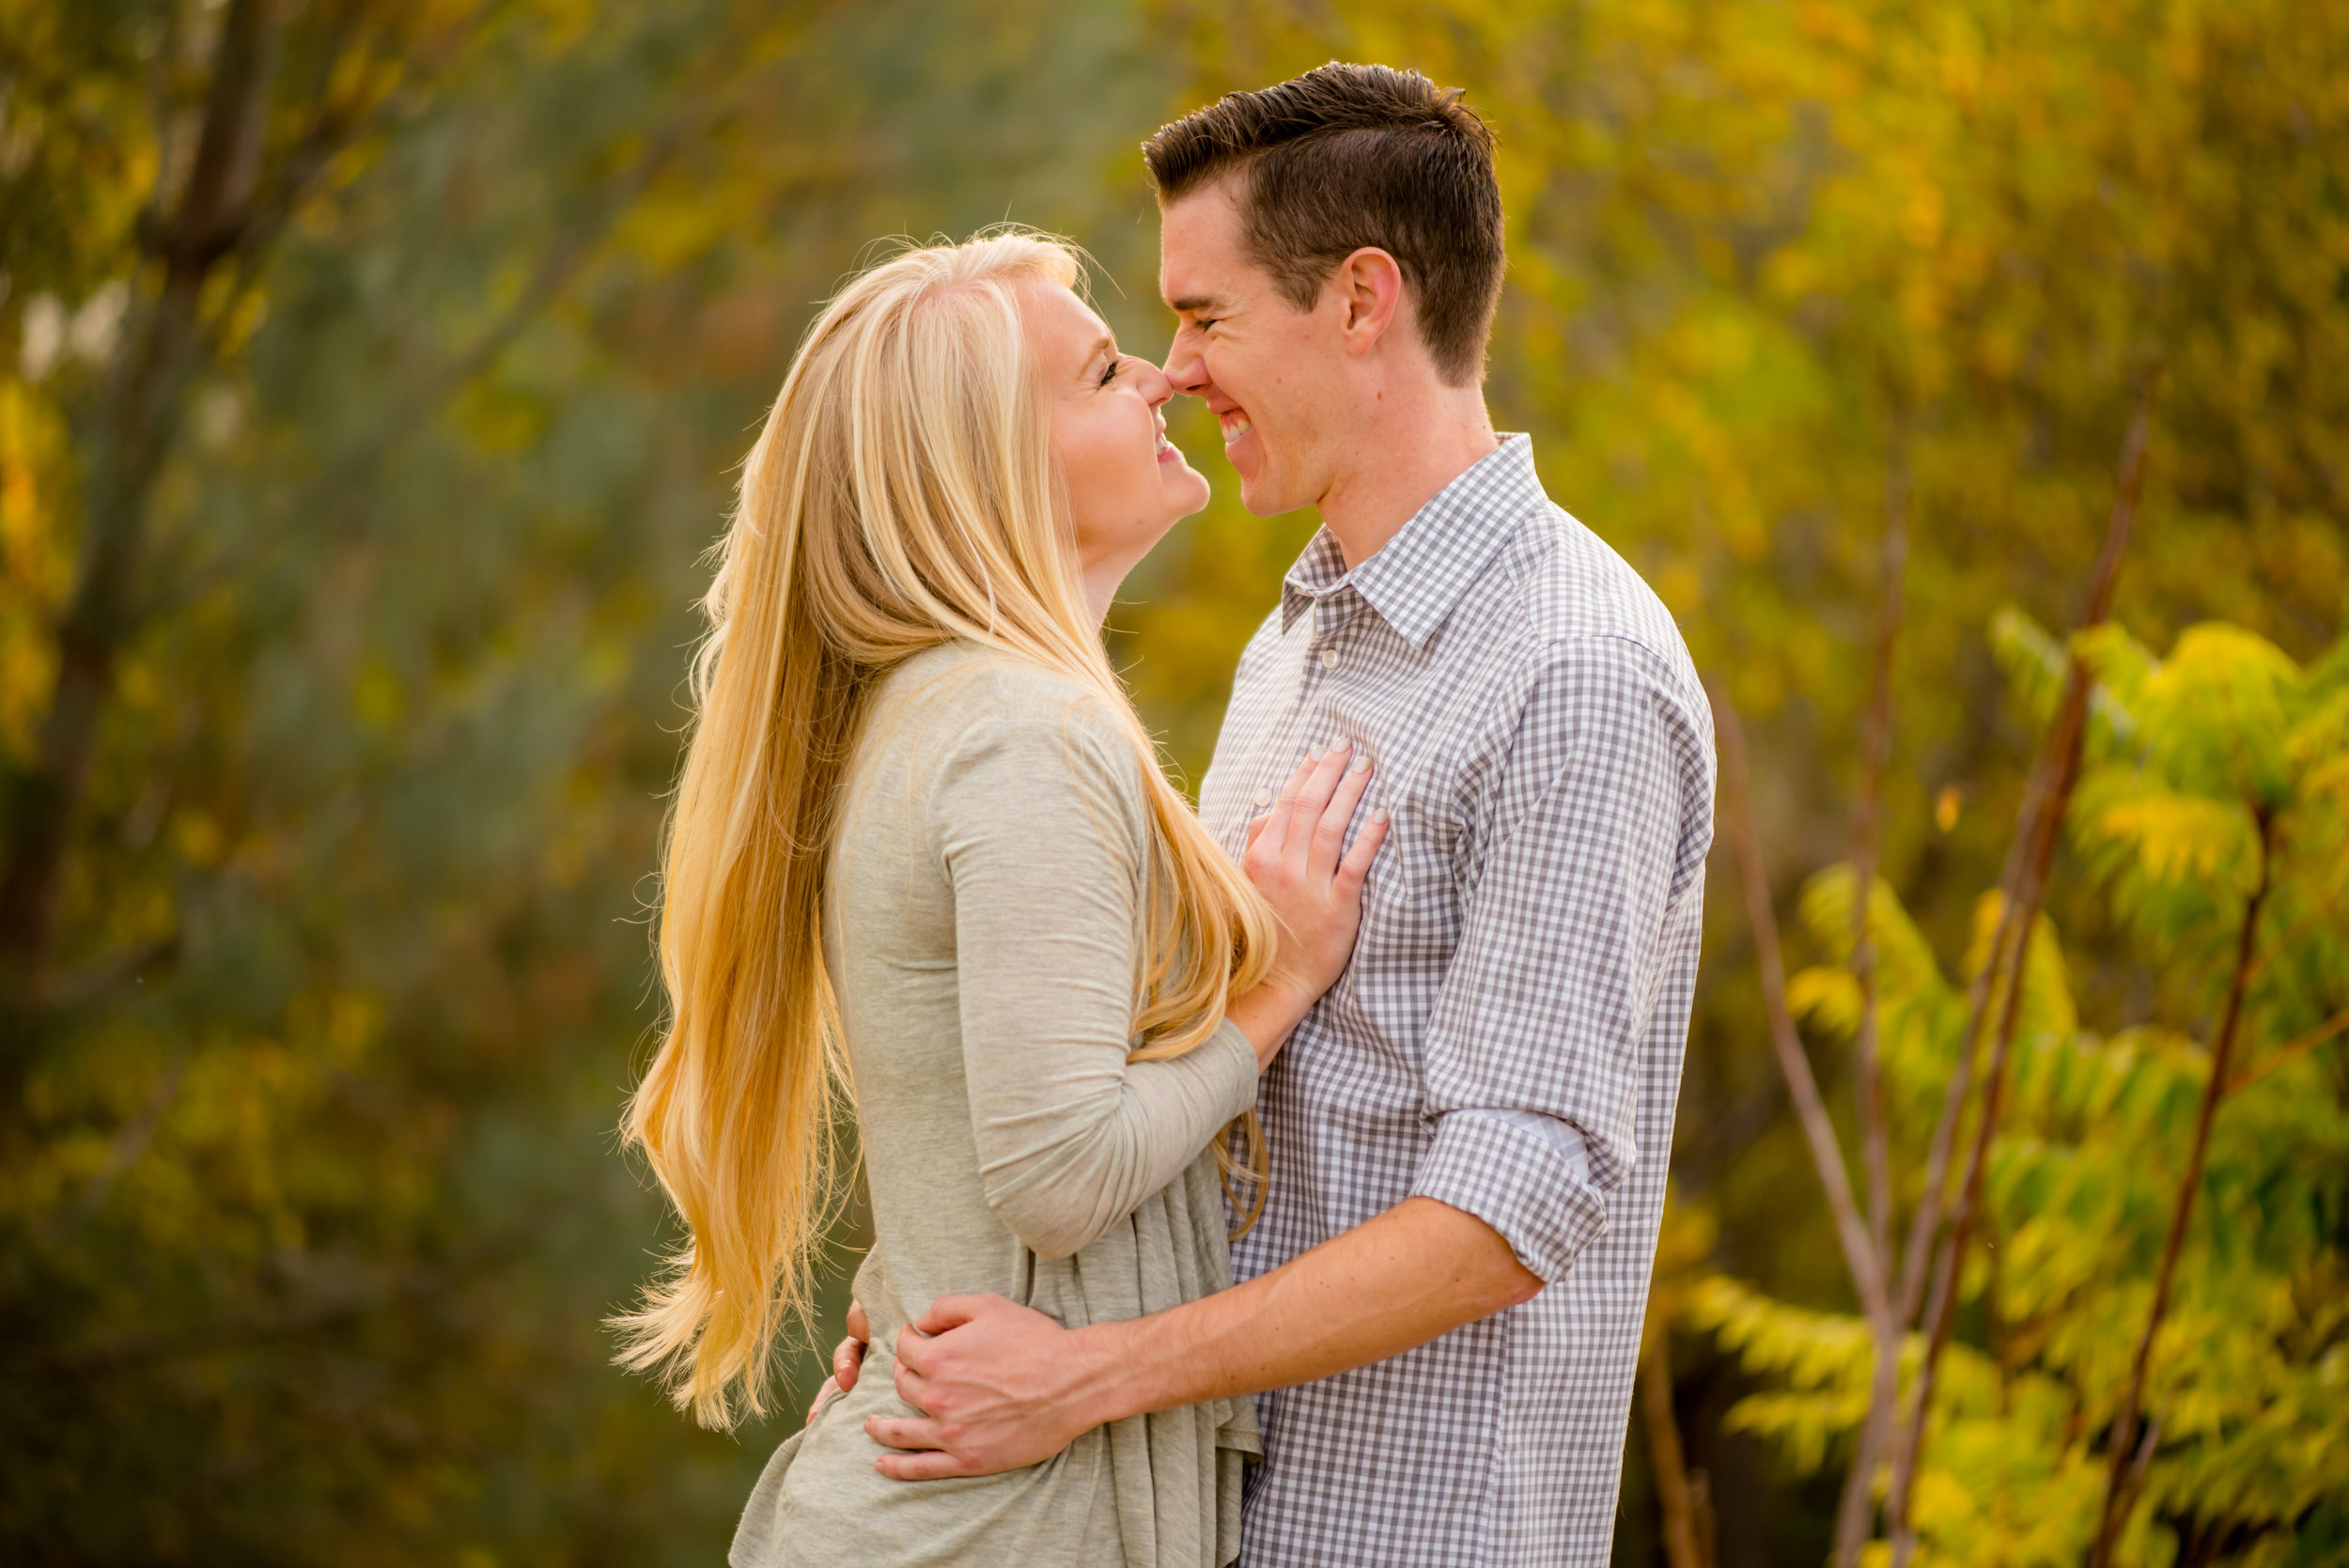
[1409,634,1711,1283]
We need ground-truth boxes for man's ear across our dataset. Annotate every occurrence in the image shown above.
[1333,247,1406,359]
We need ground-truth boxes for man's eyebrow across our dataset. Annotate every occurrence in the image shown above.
[1168,295,1228,315]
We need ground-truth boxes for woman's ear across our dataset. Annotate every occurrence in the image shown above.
[1334,247,1406,358]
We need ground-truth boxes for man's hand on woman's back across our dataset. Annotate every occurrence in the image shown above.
[810,746,1394,1441]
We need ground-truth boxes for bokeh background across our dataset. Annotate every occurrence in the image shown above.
[4,1,2344,1563]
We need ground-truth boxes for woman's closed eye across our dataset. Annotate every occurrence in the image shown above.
[1097,353,1124,389]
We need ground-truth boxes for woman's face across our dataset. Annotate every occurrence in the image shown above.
[1019,277,1211,616]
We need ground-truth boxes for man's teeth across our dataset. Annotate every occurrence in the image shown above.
[1221,416,1252,443]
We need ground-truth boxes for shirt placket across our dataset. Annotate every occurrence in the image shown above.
[1306,590,1373,754]
[1252,586,1350,815]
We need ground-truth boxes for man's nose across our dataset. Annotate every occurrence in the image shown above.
[1160,334,1208,397]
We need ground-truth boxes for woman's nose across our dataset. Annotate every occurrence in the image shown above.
[1134,357,1177,407]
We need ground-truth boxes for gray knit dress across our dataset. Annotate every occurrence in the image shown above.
[730,642,1259,1568]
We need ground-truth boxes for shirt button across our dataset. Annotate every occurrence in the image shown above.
[1319,647,1341,671]
[1253,786,1273,808]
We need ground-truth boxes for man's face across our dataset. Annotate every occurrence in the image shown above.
[1159,179,1350,519]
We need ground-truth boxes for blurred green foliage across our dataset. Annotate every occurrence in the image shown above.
[1,0,1180,1559]
[1704,618,2349,1565]
[0,0,2341,1563]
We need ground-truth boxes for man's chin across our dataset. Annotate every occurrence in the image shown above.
[1236,469,1299,520]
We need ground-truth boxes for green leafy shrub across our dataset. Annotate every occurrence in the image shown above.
[1693,614,2349,1566]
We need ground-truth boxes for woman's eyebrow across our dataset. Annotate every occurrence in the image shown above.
[1083,334,1115,375]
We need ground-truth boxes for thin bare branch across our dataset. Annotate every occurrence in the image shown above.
[1893,891,2003,1327]
[29,1203,553,1380]
[1891,379,2159,1338]
[1832,444,1910,1568]
[1885,372,2157,1564]
[2114,1409,2165,1545]
[309,4,834,517]
[1707,683,1890,1319]
[2088,814,2274,1568]
[1853,450,1907,1270]
[72,1039,192,1217]
[2225,1006,2349,1096]
[1641,1320,1714,1568]
[44,934,181,1016]
[150,6,813,630]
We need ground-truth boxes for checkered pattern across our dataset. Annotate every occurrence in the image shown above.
[1198,436,1716,1568]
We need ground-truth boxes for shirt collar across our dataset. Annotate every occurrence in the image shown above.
[1278,434,1547,651]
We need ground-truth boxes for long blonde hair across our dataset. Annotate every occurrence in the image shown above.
[615,231,1278,1428]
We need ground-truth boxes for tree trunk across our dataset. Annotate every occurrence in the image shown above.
[0,0,282,1103]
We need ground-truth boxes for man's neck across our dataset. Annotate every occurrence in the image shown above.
[1315,383,1500,571]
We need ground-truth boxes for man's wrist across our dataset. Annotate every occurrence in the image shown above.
[1065,1317,1154,1431]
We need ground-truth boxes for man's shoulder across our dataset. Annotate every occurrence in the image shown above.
[1480,505,1719,883]
[1486,503,1708,735]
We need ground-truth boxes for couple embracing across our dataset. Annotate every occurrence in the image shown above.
[622,63,1717,1568]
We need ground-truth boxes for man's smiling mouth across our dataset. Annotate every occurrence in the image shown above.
[1220,411,1253,445]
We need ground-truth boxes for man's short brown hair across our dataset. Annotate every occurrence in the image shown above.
[1143,63,1504,386]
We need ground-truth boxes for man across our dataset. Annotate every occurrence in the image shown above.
[832,63,1716,1565]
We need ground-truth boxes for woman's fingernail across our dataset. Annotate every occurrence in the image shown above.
[1351,753,1371,773]
[1373,808,1390,823]
[1331,738,1352,752]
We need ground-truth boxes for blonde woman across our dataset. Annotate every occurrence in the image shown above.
[617,230,1386,1568]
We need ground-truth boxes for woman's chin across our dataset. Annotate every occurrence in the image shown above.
[1167,464,1213,517]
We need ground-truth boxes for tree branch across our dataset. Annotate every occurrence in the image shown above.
[289,2,834,530]
[71,1035,191,1218]
[145,4,810,630]
[2225,1005,2349,1096]
[1884,372,2157,1564]
[0,0,287,1072]
[1832,442,1910,1568]
[1708,682,1890,1320]
[2087,814,2273,1568]
[1641,1318,1716,1568]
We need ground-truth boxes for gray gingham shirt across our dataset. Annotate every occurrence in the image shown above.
[1197,435,1716,1568]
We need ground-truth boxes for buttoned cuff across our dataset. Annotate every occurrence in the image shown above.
[1411,1110,1610,1284]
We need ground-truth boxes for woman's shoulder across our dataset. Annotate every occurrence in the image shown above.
[862,644,1146,849]
[875,641,1128,750]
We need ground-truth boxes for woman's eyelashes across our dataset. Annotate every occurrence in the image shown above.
[1097,353,1122,388]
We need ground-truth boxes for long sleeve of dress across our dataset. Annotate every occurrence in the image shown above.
[932,691,1259,1263]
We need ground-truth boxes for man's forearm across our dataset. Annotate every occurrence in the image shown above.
[1069,1196,1543,1430]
